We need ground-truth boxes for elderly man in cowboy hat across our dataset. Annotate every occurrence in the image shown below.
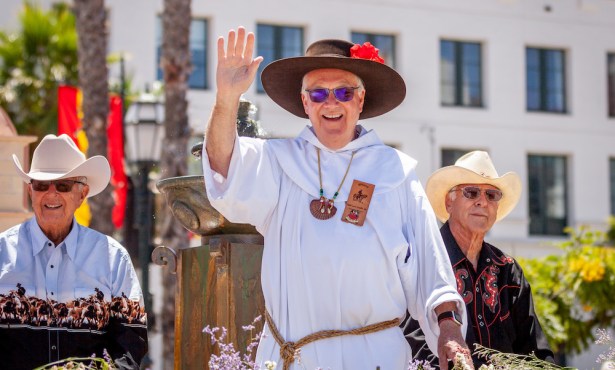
[403,150,554,367]
[0,134,147,369]
[202,27,471,370]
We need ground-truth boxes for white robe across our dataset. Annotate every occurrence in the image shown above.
[203,126,466,370]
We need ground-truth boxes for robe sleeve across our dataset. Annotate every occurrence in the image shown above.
[202,136,281,232]
[397,171,467,356]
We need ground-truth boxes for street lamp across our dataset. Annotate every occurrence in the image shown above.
[125,96,165,163]
[124,94,164,338]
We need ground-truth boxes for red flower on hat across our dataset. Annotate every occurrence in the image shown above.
[350,42,385,64]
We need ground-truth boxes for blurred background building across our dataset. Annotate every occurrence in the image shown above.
[1,0,615,368]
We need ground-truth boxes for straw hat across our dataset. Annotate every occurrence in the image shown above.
[261,39,406,120]
[426,151,521,223]
[12,134,111,198]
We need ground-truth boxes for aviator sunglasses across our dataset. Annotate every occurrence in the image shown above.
[30,179,86,193]
[451,186,503,202]
[304,86,360,103]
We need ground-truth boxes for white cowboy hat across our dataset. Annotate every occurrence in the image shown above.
[426,150,522,223]
[12,134,111,198]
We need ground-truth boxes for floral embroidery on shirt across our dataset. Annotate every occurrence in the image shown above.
[455,268,473,304]
[481,265,500,313]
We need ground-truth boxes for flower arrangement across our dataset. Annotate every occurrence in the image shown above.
[35,350,116,369]
[473,345,575,370]
[407,359,437,370]
[350,42,385,64]
[596,329,615,369]
[203,315,264,369]
[406,353,471,370]
[199,320,615,370]
[36,327,613,370]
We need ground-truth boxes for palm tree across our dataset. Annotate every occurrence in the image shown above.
[0,2,78,140]
[73,0,114,235]
[159,0,192,367]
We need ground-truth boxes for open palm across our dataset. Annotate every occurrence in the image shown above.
[216,27,263,99]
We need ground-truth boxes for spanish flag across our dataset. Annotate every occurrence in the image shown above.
[57,85,127,229]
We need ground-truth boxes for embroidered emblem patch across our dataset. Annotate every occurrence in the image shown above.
[341,180,375,226]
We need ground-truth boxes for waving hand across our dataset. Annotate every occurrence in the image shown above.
[216,27,263,101]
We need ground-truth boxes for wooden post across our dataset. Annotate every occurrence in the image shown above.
[155,176,264,369]
[155,99,266,368]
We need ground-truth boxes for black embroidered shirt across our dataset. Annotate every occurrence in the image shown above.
[403,222,554,367]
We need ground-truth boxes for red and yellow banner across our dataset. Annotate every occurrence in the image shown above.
[57,85,127,229]
[107,94,127,229]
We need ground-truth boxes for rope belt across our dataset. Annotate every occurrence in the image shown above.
[264,309,400,370]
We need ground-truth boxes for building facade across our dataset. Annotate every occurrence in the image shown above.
[2,0,615,368]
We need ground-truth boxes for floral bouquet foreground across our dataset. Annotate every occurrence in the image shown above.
[203,322,615,370]
[408,348,572,370]
[34,349,116,370]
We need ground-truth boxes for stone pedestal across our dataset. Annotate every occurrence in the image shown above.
[0,135,37,232]
[155,175,264,369]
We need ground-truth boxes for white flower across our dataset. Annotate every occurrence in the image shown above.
[453,353,472,370]
[264,360,277,370]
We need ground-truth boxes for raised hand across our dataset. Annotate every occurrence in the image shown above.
[216,27,263,101]
[206,27,263,177]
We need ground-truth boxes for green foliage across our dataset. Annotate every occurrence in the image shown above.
[106,51,143,109]
[518,219,615,355]
[0,1,78,138]
[34,356,115,369]
[474,344,577,370]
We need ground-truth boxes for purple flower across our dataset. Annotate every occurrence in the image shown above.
[203,316,264,370]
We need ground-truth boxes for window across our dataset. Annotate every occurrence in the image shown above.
[528,155,568,235]
[351,32,396,68]
[526,47,566,113]
[608,53,615,117]
[256,24,303,93]
[440,40,483,107]
[611,158,615,215]
[156,18,208,89]
[441,148,476,166]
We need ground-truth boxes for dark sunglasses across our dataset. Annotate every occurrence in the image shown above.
[304,86,360,103]
[452,186,503,202]
[30,179,86,193]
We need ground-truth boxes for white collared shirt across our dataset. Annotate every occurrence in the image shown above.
[0,217,142,303]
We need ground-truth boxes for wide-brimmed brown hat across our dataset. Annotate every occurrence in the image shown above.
[12,134,111,198]
[261,39,406,119]
[426,151,522,223]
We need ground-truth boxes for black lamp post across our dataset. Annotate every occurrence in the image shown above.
[124,94,164,336]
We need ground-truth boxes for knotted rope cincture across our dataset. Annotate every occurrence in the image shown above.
[264,309,400,370]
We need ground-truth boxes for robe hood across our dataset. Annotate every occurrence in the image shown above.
[266,125,418,200]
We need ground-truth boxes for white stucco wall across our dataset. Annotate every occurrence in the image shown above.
[2,0,615,368]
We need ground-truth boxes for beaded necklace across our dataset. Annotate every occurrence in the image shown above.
[309,148,355,220]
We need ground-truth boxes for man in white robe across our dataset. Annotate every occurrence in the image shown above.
[202,27,473,370]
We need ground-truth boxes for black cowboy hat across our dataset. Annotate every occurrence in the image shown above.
[261,39,406,120]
